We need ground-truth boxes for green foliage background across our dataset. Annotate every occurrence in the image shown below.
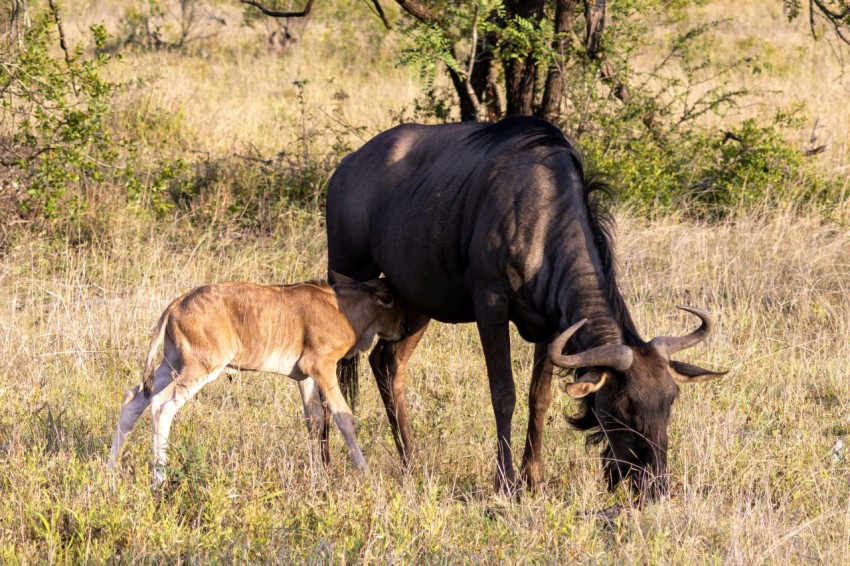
[0,0,845,237]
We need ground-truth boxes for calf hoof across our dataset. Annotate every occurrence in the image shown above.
[152,465,167,487]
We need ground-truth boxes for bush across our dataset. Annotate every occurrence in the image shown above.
[1,17,119,221]
[397,2,838,218]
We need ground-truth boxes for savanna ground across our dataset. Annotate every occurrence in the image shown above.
[1,0,850,562]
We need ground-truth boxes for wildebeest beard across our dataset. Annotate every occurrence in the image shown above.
[569,387,671,501]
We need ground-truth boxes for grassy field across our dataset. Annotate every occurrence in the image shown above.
[2,210,850,562]
[2,0,850,562]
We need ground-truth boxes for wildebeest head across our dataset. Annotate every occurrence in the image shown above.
[549,307,724,501]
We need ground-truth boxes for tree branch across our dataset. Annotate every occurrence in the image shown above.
[366,0,391,29]
[811,0,850,20]
[240,0,315,18]
[463,5,482,121]
[47,0,75,95]
[809,0,850,45]
[393,0,440,25]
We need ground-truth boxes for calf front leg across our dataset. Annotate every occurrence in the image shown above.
[297,378,330,468]
[309,360,367,472]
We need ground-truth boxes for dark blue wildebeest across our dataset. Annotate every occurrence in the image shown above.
[325,116,725,500]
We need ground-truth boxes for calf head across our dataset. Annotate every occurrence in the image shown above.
[550,307,725,501]
[332,273,406,348]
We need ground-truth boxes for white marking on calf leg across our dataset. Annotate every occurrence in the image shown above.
[150,360,228,484]
[109,362,174,469]
[297,378,326,469]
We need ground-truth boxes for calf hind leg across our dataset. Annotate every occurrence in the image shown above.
[109,361,176,468]
[150,360,227,483]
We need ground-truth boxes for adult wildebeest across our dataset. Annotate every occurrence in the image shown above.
[326,116,725,500]
[108,277,404,482]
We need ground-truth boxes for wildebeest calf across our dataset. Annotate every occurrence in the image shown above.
[108,275,404,482]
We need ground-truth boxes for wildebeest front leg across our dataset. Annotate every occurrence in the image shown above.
[369,313,430,467]
[474,292,517,493]
[520,342,554,491]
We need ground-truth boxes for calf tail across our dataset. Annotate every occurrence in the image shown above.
[338,356,359,411]
[142,307,171,396]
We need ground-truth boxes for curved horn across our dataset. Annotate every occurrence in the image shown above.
[651,306,714,358]
[548,319,634,371]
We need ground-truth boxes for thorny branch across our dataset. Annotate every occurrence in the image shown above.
[47,0,75,95]
[240,0,315,18]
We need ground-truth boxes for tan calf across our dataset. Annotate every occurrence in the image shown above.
[108,276,404,482]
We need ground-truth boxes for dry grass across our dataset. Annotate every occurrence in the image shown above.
[1,0,850,562]
[1,211,849,562]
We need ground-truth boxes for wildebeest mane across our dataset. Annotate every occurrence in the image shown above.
[469,118,647,446]
[451,117,644,449]
[469,116,641,344]
[571,174,642,446]
[468,115,574,155]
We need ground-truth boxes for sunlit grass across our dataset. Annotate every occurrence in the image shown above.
[2,210,849,561]
[2,0,849,561]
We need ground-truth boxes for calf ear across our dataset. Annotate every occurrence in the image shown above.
[330,271,357,284]
[669,360,726,384]
[563,370,608,399]
[371,289,395,308]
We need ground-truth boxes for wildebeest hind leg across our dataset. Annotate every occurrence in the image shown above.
[309,361,367,472]
[369,313,430,468]
[520,342,555,491]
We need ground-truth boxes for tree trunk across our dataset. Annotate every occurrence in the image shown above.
[503,0,545,116]
[538,0,578,122]
[583,0,605,57]
[450,30,499,122]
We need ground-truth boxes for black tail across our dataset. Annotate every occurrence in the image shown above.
[338,356,360,410]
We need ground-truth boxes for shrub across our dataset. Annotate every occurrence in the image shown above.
[1,17,119,221]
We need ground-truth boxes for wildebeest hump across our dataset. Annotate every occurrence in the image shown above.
[328,118,595,329]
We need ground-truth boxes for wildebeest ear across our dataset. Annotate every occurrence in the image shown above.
[668,360,726,384]
[563,370,608,399]
[330,270,356,284]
